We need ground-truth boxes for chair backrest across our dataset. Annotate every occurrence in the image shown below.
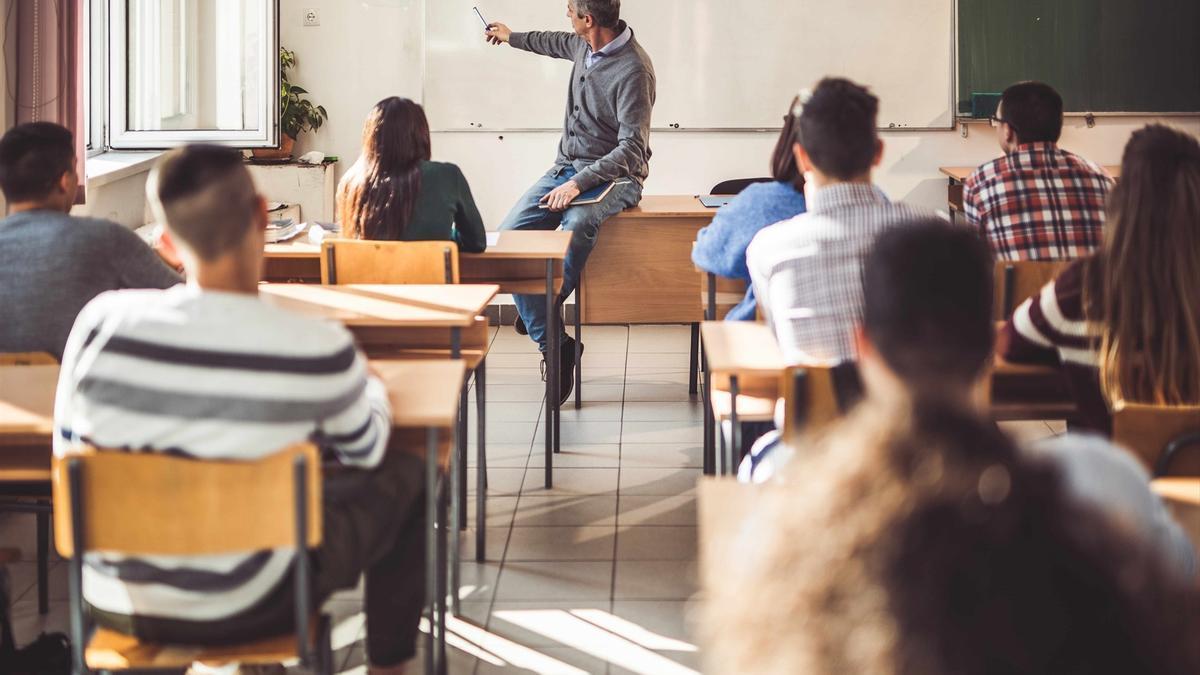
[993,260,1071,320]
[698,271,750,321]
[781,362,862,447]
[320,239,460,285]
[709,177,774,196]
[1112,402,1200,477]
[53,443,322,558]
[0,352,57,365]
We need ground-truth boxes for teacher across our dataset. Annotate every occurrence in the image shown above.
[486,0,656,403]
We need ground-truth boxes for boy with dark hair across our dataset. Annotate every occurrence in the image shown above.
[746,77,932,364]
[0,122,180,360]
[964,81,1112,260]
[55,145,424,675]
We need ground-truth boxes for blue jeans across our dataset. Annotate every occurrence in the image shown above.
[500,166,643,351]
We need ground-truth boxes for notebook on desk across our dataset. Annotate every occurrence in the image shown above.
[538,180,630,209]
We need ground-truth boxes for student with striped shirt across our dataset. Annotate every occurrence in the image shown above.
[1001,125,1200,434]
[53,146,421,675]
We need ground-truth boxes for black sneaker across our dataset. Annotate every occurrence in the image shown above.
[7,632,71,674]
[557,337,583,406]
[514,315,528,336]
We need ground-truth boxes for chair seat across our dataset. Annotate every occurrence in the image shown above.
[87,622,317,671]
[710,390,776,421]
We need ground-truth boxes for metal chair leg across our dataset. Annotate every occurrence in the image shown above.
[36,509,49,615]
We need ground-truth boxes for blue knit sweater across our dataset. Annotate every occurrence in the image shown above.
[691,181,807,320]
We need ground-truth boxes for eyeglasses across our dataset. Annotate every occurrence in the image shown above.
[989,114,1018,131]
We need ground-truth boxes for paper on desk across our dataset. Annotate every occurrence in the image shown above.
[487,231,500,246]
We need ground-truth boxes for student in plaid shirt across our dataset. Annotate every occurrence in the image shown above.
[964,82,1113,261]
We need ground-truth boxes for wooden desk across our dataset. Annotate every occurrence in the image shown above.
[0,364,57,478]
[582,195,717,324]
[939,165,1122,216]
[1153,478,1200,559]
[261,232,572,481]
[699,321,786,475]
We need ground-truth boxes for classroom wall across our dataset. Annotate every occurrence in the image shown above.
[280,0,1200,226]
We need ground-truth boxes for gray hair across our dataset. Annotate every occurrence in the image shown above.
[574,0,620,28]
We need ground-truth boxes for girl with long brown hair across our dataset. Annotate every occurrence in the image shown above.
[336,97,487,251]
[1002,124,1200,432]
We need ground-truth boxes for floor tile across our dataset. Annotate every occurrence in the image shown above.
[487,369,547,386]
[622,370,692,386]
[621,402,703,423]
[475,645,611,674]
[617,496,698,527]
[9,598,69,646]
[469,400,546,424]
[511,496,618,527]
[485,384,550,402]
[618,468,701,496]
[627,352,693,369]
[470,444,533,469]
[628,326,694,353]
[613,560,698,600]
[455,562,503,602]
[495,562,614,601]
[0,512,56,560]
[621,421,702,445]
[622,383,694,403]
[506,527,616,562]
[615,527,697,561]
[468,468,528,496]
[478,421,541,445]
[467,496,521,528]
[558,401,624,423]
[13,560,67,602]
[610,599,700,645]
[537,421,623,446]
[572,384,626,402]
[521,468,619,496]
[619,444,702,468]
[528,444,621,468]
[486,601,612,649]
[460,528,512,563]
[485,352,546,369]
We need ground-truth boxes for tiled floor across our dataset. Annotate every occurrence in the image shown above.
[1,325,707,674]
[0,324,1064,674]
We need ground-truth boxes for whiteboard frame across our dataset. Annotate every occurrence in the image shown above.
[423,1,959,134]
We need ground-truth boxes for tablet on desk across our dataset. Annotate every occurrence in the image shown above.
[698,195,735,208]
[538,181,629,209]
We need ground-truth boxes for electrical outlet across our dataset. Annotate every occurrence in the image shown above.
[303,9,320,26]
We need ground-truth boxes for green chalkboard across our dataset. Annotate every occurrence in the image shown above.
[958,0,1200,115]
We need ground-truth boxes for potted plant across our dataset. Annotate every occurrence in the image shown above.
[253,47,328,160]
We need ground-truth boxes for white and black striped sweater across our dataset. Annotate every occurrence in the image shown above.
[53,284,392,622]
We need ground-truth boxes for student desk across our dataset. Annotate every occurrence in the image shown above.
[699,321,786,476]
[371,359,465,675]
[939,165,1122,219]
[1153,478,1200,562]
[262,232,574,473]
[0,364,56,614]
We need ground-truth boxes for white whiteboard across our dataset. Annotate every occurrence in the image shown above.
[425,0,955,131]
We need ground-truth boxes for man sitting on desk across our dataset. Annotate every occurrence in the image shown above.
[485,0,655,402]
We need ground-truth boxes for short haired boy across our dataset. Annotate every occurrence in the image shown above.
[746,77,932,364]
[964,81,1112,260]
[0,122,180,360]
[54,146,422,674]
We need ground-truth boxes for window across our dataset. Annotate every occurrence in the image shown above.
[85,0,106,155]
[89,0,279,151]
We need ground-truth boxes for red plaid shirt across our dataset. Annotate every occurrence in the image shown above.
[964,143,1113,261]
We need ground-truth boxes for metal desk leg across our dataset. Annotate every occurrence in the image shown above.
[458,385,468,530]
[36,510,48,614]
[574,279,583,410]
[424,427,438,675]
[707,273,717,322]
[702,351,714,476]
[730,376,741,475]
[545,260,555,488]
[476,359,487,562]
[688,323,700,396]
[437,474,448,673]
[450,412,462,616]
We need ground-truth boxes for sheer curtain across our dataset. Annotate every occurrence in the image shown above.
[10,0,85,203]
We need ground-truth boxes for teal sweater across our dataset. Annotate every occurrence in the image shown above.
[393,160,487,253]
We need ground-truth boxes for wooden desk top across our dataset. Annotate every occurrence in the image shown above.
[0,365,57,444]
[264,230,572,262]
[461,230,572,261]
[372,360,466,429]
[1153,478,1200,507]
[940,165,1122,182]
[700,321,786,376]
[617,195,718,219]
[258,284,497,328]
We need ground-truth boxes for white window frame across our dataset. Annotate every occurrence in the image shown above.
[106,0,279,150]
[85,0,107,156]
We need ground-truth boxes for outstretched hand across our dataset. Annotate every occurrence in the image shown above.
[485,22,512,45]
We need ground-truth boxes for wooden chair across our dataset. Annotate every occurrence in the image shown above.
[320,238,460,285]
[0,354,56,616]
[690,259,751,397]
[52,444,332,674]
[993,260,1070,320]
[1112,402,1200,477]
[0,352,57,365]
[780,362,862,447]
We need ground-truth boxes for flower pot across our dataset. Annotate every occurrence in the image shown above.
[251,134,296,161]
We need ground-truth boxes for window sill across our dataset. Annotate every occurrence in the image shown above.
[85,151,162,189]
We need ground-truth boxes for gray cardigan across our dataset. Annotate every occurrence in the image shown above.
[510,22,655,192]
